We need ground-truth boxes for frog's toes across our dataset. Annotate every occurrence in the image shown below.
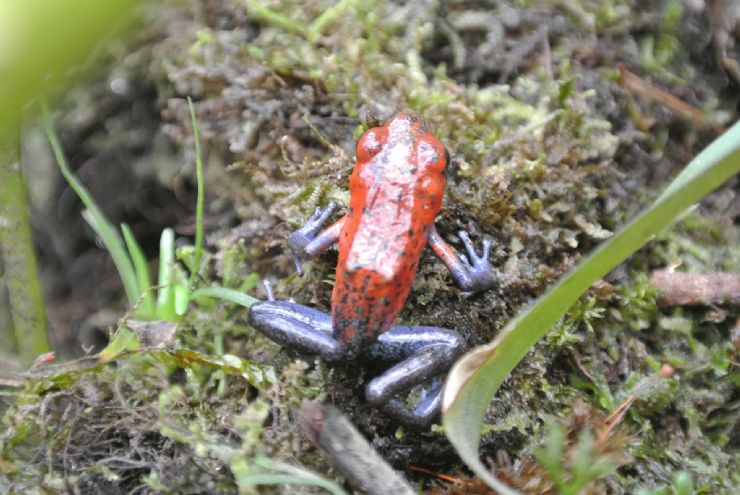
[458,231,492,268]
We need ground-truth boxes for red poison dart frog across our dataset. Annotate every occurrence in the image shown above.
[249,113,496,427]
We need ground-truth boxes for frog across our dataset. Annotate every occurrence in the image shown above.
[249,113,496,427]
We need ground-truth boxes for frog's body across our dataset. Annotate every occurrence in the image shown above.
[249,113,496,426]
[334,114,447,353]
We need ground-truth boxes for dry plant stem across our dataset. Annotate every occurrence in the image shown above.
[298,401,415,495]
[617,65,725,134]
[0,118,50,365]
[410,465,460,483]
[597,364,674,443]
[651,269,740,307]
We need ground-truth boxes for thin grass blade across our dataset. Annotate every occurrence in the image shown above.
[43,105,140,306]
[156,228,176,321]
[191,286,259,308]
[187,97,205,286]
[121,223,155,317]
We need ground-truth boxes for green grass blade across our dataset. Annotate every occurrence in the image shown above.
[237,474,346,495]
[187,97,205,286]
[156,228,176,321]
[174,284,190,316]
[79,210,139,306]
[442,120,740,491]
[42,104,139,306]
[191,287,259,308]
[236,457,346,495]
[121,223,155,317]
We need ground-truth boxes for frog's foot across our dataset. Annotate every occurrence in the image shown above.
[457,230,497,296]
[379,379,443,428]
[364,325,465,428]
[428,225,497,295]
[249,301,345,362]
[289,202,337,274]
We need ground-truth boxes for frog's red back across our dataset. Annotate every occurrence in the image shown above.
[331,113,449,351]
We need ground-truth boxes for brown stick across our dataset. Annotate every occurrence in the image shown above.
[651,270,740,307]
[617,65,725,135]
[298,401,415,495]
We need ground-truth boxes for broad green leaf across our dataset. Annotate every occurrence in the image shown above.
[0,0,143,122]
[443,120,740,491]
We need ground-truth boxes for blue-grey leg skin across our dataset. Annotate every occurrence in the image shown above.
[288,202,337,273]
[428,225,497,294]
[249,301,345,362]
[365,325,463,361]
[456,230,497,295]
[380,379,443,428]
[262,279,276,302]
[364,325,464,427]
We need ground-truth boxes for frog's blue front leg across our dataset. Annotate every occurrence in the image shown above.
[365,325,464,428]
[288,202,347,274]
[428,225,497,294]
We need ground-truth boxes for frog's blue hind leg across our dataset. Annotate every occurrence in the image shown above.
[249,302,465,428]
[249,301,346,362]
[364,325,465,428]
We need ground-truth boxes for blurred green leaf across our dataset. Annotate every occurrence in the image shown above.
[0,0,143,123]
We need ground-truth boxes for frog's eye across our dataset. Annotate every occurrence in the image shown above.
[356,128,386,162]
[443,148,454,178]
[416,140,449,175]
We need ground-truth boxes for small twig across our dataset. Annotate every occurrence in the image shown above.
[617,65,724,135]
[0,377,26,387]
[597,364,674,443]
[409,464,461,483]
[298,401,415,495]
[570,349,596,385]
[650,269,740,307]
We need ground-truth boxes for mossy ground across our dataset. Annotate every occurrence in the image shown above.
[1,0,738,493]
